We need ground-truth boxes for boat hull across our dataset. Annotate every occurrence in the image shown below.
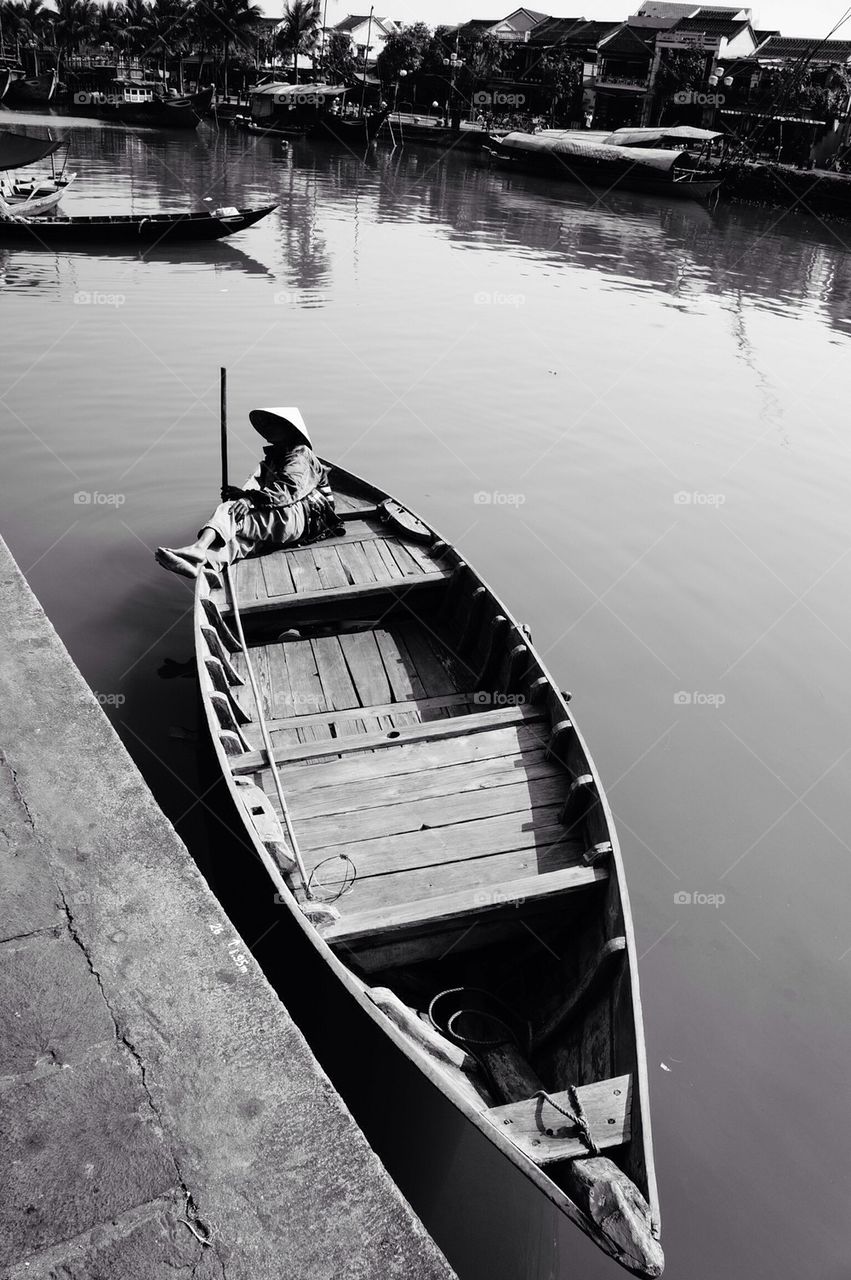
[192,459,662,1276]
[487,140,722,202]
[0,203,275,245]
[98,86,214,130]
[310,108,389,146]
[4,70,57,107]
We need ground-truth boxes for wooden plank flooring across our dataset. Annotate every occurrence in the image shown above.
[210,509,452,617]
[209,497,585,937]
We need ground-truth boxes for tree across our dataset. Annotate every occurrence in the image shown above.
[276,0,319,85]
[537,46,583,123]
[198,0,261,94]
[375,21,430,84]
[321,28,356,84]
[52,0,98,61]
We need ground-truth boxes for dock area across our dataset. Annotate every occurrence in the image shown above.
[0,535,455,1280]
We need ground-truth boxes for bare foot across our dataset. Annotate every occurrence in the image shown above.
[155,547,201,579]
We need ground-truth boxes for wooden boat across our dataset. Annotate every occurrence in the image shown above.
[310,106,390,146]
[0,68,12,103]
[0,173,75,217]
[0,203,275,245]
[485,130,722,202]
[4,69,58,107]
[193,460,664,1276]
[96,82,214,130]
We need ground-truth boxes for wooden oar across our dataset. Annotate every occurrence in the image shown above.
[218,368,338,928]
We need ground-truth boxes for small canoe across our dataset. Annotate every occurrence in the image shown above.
[0,203,275,245]
[193,461,663,1277]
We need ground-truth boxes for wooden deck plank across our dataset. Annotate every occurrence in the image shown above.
[251,645,274,721]
[339,630,392,708]
[266,642,296,720]
[300,802,566,877]
[222,571,451,616]
[337,541,377,586]
[261,553,296,598]
[386,541,423,577]
[311,635,359,710]
[374,629,427,701]
[286,752,559,820]
[254,692,471,735]
[396,623,461,697]
[373,540,407,580]
[234,706,545,772]
[298,775,566,851]
[278,722,550,793]
[325,862,608,944]
[311,545,349,589]
[235,555,267,603]
[282,640,327,716]
[288,548,324,594]
[362,540,396,584]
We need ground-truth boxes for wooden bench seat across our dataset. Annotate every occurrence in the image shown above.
[322,863,609,948]
[233,704,544,773]
[485,1074,631,1166]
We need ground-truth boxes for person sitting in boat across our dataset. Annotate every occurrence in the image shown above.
[155,407,342,579]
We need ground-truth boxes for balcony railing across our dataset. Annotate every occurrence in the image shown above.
[596,72,650,91]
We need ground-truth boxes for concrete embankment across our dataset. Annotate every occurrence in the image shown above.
[720,160,851,220]
[0,535,455,1280]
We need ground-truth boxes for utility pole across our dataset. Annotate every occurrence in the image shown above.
[359,6,373,117]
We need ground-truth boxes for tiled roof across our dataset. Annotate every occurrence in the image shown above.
[670,15,751,37]
[756,35,851,60]
[569,19,622,45]
[526,17,586,44]
[598,24,657,58]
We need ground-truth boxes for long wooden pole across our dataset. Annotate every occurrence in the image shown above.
[219,367,229,501]
[216,369,328,917]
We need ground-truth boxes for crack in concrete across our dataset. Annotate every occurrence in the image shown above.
[55,887,217,1254]
[2,752,37,832]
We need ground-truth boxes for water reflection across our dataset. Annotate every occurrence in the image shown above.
[4,113,851,1280]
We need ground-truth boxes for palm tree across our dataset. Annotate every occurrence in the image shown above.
[122,0,153,60]
[139,0,189,88]
[198,0,261,96]
[52,0,97,64]
[276,0,319,85]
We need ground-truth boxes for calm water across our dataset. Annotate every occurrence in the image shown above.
[3,108,851,1280]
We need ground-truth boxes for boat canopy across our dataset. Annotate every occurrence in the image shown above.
[499,131,686,174]
[603,126,725,147]
[0,129,62,172]
[249,82,346,99]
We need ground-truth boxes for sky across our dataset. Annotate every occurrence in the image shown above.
[310,0,851,40]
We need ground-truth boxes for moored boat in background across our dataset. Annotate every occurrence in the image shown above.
[90,81,214,129]
[485,128,723,202]
[194,453,664,1277]
[4,69,58,107]
[0,202,275,245]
